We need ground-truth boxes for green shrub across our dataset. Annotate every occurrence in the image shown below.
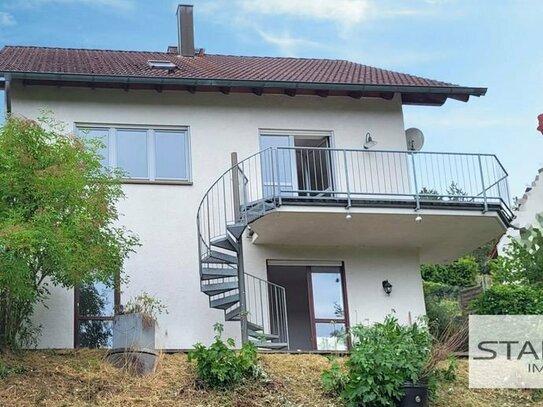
[421,257,479,287]
[426,299,462,338]
[188,323,263,389]
[471,285,543,315]
[321,358,348,397]
[423,281,460,301]
[423,281,463,339]
[322,315,432,407]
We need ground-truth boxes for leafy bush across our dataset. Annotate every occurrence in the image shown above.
[188,323,263,389]
[322,315,432,407]
[426,299,462,338]
[471,285,543,315]
[423,281,463,339]
[423,281,460,301]
[491,239,543,288]
[321,358,348,397]
[421,257,479,287]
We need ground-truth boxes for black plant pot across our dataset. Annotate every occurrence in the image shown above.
[397,382,428,407]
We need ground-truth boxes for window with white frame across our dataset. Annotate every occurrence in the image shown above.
[77,126,191,182]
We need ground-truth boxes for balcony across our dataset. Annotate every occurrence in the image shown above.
[196,147,511,348]
[198,147,511,265]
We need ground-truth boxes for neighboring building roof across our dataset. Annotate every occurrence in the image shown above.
[0,45,487,105]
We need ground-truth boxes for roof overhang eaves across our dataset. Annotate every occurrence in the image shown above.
[3,71,487,100]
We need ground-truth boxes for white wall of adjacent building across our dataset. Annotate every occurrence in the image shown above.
[10,83,426,349]
[498,169,543,254]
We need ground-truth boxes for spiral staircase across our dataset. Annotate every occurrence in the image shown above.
[196,149,289,350]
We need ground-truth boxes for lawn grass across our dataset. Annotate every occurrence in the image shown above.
[0,350,542,406]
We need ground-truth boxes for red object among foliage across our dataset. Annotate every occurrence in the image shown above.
[538,114,543,134]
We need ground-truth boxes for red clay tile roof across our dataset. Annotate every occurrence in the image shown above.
[0,45,487,105]
[0,45,461,88]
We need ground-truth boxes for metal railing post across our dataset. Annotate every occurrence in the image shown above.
[342,150,351,208]
[274,148,282,206]
[478,155,488,213]
[410,152,420,211]
[269,148,276,205]
[281,286,289,346]
[231,152,241,222]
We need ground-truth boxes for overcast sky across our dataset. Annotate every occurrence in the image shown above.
[0,0,541,197]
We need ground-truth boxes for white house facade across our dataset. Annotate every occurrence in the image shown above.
[0,5,512,351]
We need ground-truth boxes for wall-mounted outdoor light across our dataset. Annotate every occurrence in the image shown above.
[382,280,393,295]
[363,132,377,149]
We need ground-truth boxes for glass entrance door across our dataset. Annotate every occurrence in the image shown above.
[309,266,348,351]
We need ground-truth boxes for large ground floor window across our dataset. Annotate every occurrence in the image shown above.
[267,262,349,351]
[74,280,119,348]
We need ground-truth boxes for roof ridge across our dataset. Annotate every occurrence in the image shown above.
[1,45,171,55]
[203,53,357,64]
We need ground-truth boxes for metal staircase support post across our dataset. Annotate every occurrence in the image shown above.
[231,151,248,345]
[237,239,249,345]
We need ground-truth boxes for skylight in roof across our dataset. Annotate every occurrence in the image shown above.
[147,60,177,70]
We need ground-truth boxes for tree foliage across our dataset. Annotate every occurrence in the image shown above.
[471,285,543,315]
[472,214,543,315]
[0,117,138,350]
[491,220,543,288]
[421,257,479,288]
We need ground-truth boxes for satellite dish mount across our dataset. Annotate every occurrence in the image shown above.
[405,128,425,151]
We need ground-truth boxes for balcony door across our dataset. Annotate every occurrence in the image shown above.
[260,134,297,198]
[260,132,333,198]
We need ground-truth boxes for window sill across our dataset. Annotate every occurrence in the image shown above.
[121,179,193,186]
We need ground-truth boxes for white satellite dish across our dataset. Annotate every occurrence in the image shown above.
[405,128,425,151]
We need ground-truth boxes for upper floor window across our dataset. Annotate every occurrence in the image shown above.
[77,125,191,183]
